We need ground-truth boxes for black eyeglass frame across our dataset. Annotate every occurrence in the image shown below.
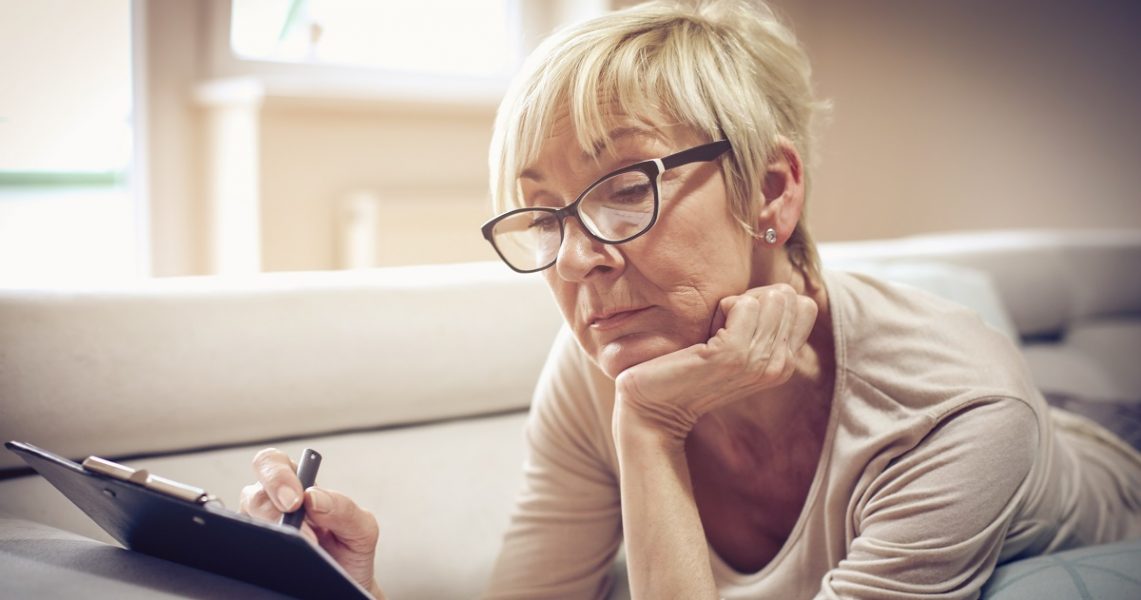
[481,139,732,273]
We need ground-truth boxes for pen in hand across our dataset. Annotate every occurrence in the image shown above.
[281,448,322,529]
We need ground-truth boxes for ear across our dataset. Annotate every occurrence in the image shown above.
[756,136,805,245]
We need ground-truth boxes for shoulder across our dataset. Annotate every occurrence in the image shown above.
[828,268,1015,350]
[822,398,1044,596]
[855,397,1041,535]
[527,325,618,470]
[926,397,1041,468]
[827,269,1040,414]
[532,325,615,415]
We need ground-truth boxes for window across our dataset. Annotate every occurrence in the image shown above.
[212,0,527,105]
[230,0,518,78]
[0,0,137,283]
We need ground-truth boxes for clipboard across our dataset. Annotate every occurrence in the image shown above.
[5,441,371,600]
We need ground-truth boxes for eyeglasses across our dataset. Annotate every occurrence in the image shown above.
[481,140,732,273]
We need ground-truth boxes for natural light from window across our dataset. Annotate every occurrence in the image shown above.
[0,0,136,284]
[230,0,517,78]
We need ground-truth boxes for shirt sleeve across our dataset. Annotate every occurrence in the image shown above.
[484,327,623,600]
[816,398,1040,600]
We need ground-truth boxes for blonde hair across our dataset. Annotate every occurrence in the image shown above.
[488,0,828,276]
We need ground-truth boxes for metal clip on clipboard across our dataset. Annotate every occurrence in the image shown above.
[81,455,222,506]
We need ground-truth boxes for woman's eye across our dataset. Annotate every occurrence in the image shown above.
[593,171,650,201]
[606,182,652,205]
[529,214,559,232]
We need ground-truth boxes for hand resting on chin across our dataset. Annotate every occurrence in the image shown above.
[613,283,819,443]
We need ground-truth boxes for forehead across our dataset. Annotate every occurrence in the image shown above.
[553,103,665,148]
[521,106,697,179]
[523,127,660,178]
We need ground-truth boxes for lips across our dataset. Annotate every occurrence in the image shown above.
[588,306,651,330]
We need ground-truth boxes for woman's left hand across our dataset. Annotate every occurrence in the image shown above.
[612,283,818,444]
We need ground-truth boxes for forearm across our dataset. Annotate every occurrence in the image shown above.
[614,404,718,600]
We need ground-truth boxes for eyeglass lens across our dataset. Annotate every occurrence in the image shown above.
[491,170,656,271]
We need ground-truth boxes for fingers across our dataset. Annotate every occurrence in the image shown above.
[708,296,730,337]
[238,450,381,594]
[720,294,761,347]
[763,286,793,349]
[302,488,381,594]
[303,488,381,554]
[790,295,818,352]
[717,284,818,377]
[252,447,303,513]
[239,481,282,523]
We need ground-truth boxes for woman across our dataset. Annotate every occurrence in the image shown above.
[241,1,1141,598]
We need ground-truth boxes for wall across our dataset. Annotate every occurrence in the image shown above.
[771,0,1141,241]
[138,0,205,276]
[0,0,137,282]
[147,0,567,274]
[258,101,498,270]
[143,0,1141,275]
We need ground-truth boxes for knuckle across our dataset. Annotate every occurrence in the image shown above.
[614,371,641,405]
[261,468,296,491]
[252,447,280,465]
[361,509,380,540]
[252,447,286,476]
[765,354,787,378]
[255,454,294,483]
[728,348,751,371]
[238,482,261,506]
[771,283,795,296]
[243,489,278,520]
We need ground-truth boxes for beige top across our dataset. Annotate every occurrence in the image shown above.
[486,270,1141,599]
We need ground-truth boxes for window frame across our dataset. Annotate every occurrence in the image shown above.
[202,0,532,106]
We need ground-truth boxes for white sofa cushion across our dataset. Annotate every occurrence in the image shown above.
[820,230,1141,338]
[4,230,1139,472]
[0,263,561,471]
[1022,317,1141,401]
[829,260,1020,342]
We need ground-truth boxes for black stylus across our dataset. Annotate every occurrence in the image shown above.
[280,448,322,529]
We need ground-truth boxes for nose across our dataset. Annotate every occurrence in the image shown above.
[554,214,621,281]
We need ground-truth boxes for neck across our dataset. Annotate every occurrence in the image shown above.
[756,246,832,388]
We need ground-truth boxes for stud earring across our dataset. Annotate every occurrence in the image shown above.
[763,227,777,244]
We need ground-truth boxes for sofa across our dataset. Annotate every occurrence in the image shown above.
[1,228,1139,599]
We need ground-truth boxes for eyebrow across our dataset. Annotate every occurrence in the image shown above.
[519,126,662,182]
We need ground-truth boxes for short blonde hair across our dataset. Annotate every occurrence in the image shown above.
[488,0,828,276]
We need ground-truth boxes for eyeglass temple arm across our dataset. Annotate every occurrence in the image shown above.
[660,140,732,170]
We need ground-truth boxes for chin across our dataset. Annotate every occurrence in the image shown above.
[593,333,680,379]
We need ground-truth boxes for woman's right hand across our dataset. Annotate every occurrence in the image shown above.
[239,448,386,599]
[612,284,819,444]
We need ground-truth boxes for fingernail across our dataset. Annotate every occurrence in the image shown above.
[308,488,331,514]
[276,487,299,511]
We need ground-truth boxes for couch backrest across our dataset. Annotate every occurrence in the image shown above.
[820,229,1141,338]
[2,229,1138,471]
[0,263,562,471]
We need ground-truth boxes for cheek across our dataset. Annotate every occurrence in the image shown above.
[638,234,753,316]
[542,272,577,323]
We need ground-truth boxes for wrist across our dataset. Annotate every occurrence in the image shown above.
[613,394,690,457]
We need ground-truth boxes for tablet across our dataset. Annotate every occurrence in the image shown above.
[5,441,371,600]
